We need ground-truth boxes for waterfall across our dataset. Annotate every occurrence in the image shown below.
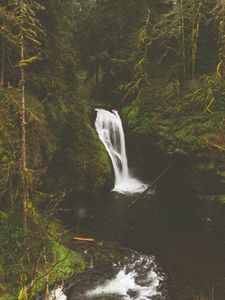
[95,109,147,194]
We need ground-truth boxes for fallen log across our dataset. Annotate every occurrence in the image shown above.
[73,237,95,242]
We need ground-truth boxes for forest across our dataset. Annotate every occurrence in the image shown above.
[0,0,224,299]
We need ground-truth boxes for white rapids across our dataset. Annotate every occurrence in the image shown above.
[86,254,163,300]
[95,109,147,194]
[50,286,67,300]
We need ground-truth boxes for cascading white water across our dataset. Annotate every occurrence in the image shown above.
[95,109,147,194]
[86,253,163,300]
[50,287,67,300]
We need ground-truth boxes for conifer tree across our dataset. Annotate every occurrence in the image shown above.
[13,0,43,231]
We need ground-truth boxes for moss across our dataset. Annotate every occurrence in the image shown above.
[30,242,86,296]
[122,106,140,129]
[200,195,225,205]
[48,222,87,279]
[0,218,87,299]
[42,98,113,194]
[86,126,113,191]
[29,222,87,297]
[0,295,14,300]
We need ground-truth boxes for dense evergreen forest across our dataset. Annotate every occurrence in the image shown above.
[0,0,224,299]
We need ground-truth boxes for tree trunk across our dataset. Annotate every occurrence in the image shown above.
[0,17,5,88]
[19,2,28,232]
[144,8,151,83]
[187,49,191,88]
[96,66,99,90]
[20,39,28,232]
[191,2,202,82]
[180,0,187,87]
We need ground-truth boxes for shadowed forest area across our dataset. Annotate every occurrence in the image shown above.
[0,0,224,299]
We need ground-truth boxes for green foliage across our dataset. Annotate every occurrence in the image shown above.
[28,222,87,297]
[122,66,224,189]
[0,88,52,209]
[0,213,25,287]
[0,211,87,299]
[42,95,112,193]
[184,75,225,113]
[200,194,225,206]
[122,106,140,129]
[48,223,86,279]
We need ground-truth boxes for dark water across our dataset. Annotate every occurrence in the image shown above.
[62,185,225,300]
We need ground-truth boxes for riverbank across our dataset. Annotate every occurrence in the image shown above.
[0,220,86,300]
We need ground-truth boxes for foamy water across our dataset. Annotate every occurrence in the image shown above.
[50,287,67,300]
[86,254,163,299]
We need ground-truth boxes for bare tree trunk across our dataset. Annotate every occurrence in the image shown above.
[20,39,28,232]
[0,17,5,87]
[96,66,99,90]
[19,1,28,232]
[191,2,202,82]
[144,8,150,83]
[180,0,187,87]
[187,49,191,87]
[191,46,196,82]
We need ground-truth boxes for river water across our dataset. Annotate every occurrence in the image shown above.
[61,186,225,300]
